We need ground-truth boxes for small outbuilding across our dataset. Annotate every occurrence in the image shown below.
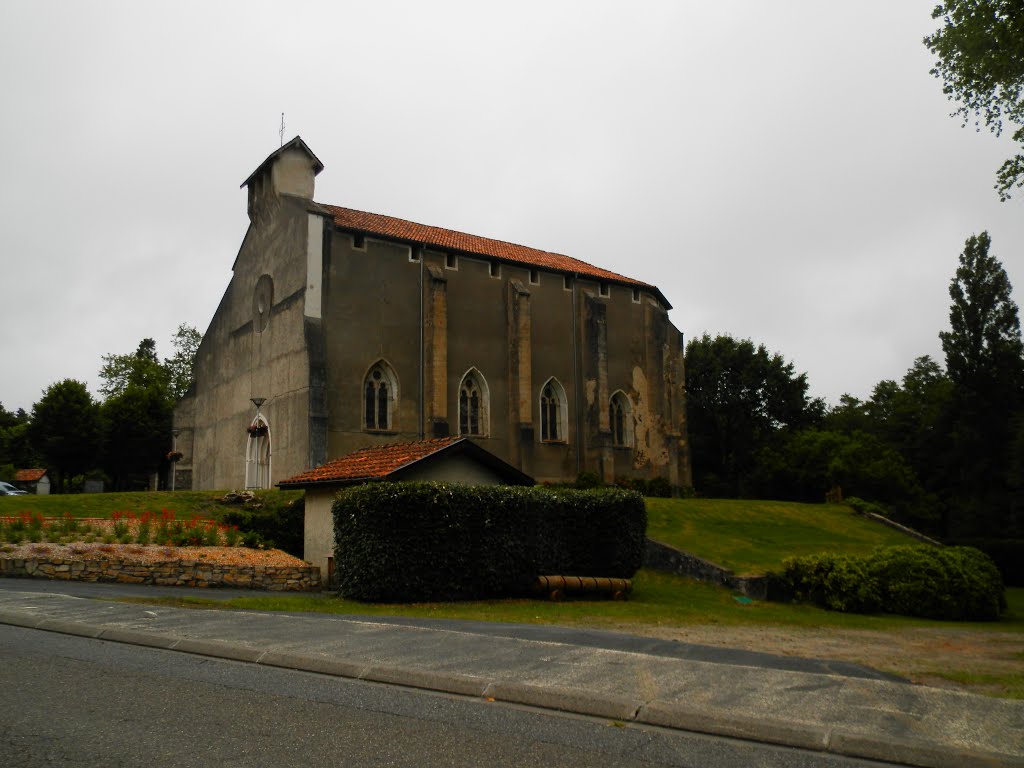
[14,468,50,495]
[278,436,534,582]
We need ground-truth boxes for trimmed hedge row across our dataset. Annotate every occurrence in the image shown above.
[332,482,646,602]
[781,545,1006,621]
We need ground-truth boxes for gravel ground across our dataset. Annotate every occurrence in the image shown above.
[0,542,307,568]
[619,622,1024,696]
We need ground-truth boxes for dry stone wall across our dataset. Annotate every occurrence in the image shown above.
[643,537,768,599]
[0,555,320,591]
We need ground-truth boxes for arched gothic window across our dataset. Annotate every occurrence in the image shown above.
[540,377,568,443]
[459,368,490,437]
[363,361,398,431]
[245,416,272,490]
[609,391,634,448]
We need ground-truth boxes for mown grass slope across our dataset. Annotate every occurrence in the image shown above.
[645,497,918,575]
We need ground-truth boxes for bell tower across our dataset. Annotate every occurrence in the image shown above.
[240,136,324,223]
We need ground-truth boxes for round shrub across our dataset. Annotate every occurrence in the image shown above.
[781,553,880,614]
[780,544,1004,621]
[868,545,1005,621]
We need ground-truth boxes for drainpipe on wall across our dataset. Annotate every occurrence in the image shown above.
[418,247,425,439]
[571,272,582,477]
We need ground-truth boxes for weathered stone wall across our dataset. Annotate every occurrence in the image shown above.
[855,510,942,546]
[643,538,768,599]
[323,229,691,487]
[0,556,320,591]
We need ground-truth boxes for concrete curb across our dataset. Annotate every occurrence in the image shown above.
[2,609,1021,768]
[637,700,830,752]
[483,681,642,722]
[361,665,490,698]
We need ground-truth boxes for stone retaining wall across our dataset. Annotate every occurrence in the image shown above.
[0,556,320,591]
[856,511,942,546]
[643,538,769,599]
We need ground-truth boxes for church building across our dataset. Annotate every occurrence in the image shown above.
[173,137,691,490]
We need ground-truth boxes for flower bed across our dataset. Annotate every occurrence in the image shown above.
[0,509,243,548]
[0,510,320,591]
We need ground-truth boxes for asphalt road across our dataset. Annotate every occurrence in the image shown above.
[1,624,893,768]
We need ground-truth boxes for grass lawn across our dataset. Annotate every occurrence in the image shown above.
[645,497,919,575]
[133,570,1024,635]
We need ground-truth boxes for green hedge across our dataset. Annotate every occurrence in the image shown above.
[332,482,646,602]
[781,545,1005,621]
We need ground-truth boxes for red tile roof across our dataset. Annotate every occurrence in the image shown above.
[319,204,670,307]
[279,437,466,487]
[14,468,46,482]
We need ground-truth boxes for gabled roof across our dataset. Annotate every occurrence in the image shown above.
[241,135,324,189]
[14,468,47,482]
[278,437,534,488]
[319,204,671,309]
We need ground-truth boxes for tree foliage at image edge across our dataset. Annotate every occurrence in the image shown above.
[925,1,1024,199]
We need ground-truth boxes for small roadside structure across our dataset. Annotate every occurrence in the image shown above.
[278,436,534,581]
[14,468,50,495]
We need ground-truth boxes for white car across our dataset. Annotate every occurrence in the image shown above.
[0,481,27,495]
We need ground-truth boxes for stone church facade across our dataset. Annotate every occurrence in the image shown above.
[173,138,691,490]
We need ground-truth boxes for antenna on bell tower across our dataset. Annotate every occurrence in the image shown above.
[279,113,285,147]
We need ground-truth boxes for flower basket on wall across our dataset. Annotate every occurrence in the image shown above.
[247,424,269,438]
[166,450,184,463]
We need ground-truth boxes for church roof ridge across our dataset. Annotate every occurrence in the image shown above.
[318,203,671,308]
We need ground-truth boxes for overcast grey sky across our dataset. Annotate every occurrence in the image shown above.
[2,1,1022,414]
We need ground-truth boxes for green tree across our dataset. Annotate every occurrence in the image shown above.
[0,403,25,479]
[98,338,178,489]
[101,383,173,489]
[940,232,1024,391]
[165,324,202,400]
[0,403,37,478]
[0,402,22,430]
[824,357,955,534]
[99,327,202,403]
[753,429,932,528]
[28,380,101,492]
[685,333,823,497]
[924,1,1024,199]
[821,394,872,434]
[98,338,169,399]
[940,232,1024,535]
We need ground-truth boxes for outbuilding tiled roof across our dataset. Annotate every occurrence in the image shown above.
[14,468,46,482]
[279,437,466,487]
[278,436,535,488]
[319,204,669,306]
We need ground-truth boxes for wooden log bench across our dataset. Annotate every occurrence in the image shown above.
[531,575,632,601]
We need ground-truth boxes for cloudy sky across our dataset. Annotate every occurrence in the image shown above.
[2,1,1022,414]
